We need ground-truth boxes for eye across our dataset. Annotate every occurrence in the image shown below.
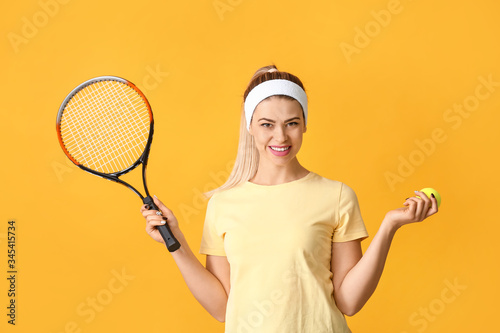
[286,122,299,127]
[260,123,272,128]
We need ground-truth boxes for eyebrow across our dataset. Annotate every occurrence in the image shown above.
[258,117,301,123]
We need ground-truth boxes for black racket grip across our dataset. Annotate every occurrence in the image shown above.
[143,196,181,252]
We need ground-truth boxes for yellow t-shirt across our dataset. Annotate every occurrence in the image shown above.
[200,172,369,333]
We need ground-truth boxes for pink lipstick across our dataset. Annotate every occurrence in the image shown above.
[269,145,291,157]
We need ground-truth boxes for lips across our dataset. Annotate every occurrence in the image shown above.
[269,145,291,156]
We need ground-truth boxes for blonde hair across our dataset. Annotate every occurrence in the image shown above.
[205,65,306,197]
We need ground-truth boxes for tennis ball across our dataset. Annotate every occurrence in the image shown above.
[417,188,441,208]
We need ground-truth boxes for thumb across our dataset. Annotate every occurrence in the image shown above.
[153,195,174,217]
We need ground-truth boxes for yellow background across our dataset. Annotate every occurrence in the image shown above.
[1,0,499,332]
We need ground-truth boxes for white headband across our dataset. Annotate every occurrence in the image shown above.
[244,79,308,130]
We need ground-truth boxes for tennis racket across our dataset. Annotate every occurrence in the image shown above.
[56,76,180,252]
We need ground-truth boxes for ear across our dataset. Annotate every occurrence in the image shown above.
[303,125,307,133]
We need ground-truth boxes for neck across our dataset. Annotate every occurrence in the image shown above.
[250,158,309,185]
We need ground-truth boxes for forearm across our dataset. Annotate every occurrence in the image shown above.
[169,228,228,322]
[334,218,398,316]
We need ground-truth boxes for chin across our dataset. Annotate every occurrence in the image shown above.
[267,153,297,165]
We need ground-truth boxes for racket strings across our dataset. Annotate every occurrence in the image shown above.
[59,80,151,174]
[81,82,148,169]
[72,81,150,171]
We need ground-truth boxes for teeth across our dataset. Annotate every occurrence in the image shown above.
[270,146,290,152]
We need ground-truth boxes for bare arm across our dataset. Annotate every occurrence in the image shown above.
[331,223,395,316]
[331,190,439,316]
[141,196,230,322]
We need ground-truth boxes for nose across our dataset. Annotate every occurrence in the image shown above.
[274,125,287,143]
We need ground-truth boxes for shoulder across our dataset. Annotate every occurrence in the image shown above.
[308,172,345,190]
[309,172,359,200]
[206,182,248,206]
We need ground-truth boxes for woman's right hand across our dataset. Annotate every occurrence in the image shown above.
[141,197,228,322]
[140,196,180,244]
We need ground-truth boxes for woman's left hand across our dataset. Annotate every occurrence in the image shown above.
[384,190,439,230]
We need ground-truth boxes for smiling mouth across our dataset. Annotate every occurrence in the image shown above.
[269,146,291,152]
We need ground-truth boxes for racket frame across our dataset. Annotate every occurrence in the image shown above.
[56,76,180,252]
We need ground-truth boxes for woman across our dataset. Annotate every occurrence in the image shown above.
[140,65,439,332]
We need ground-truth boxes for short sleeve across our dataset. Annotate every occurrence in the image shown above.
[332,183,369,242]
[199,195,226,256]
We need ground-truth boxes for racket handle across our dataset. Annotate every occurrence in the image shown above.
[144,196,181,252]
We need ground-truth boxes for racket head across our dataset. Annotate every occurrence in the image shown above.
[56,76,154,176]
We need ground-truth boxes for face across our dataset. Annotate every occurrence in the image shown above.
[249,96,307,167]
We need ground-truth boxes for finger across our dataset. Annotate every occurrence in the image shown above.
[140,204,150,213]
[415,191,433,219]
[414,190,432,208]
[403,198,417,217]
[146,212,167,222]
[405,197,424,220]
[147,217,168,227]
[153,195,174,218]
[429,193,438,210]
[425,193,439,217]
[142,208,161,218]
